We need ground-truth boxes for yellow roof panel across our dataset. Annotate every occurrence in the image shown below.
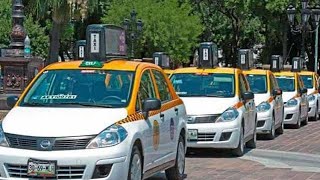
[172,67,236,74]
[243,69,269,75]
[298,71,314,76]
[273,71,296,77]
[45,60,154,71]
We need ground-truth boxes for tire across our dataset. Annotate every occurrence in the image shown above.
[266,115,276,140]
[246,122,256,148]
[232,125,244,157]
[165,135,185,180]
[311,106,318,121]
[303,116,309,125]
[127,146,142,180]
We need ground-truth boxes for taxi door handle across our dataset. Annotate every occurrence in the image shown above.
[174,108,179,116]
[160,114,165,121]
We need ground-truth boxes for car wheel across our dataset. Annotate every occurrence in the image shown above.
[165,135,185,180]
[266,115,276,140]
[294,110,301,129]
[246,121,256,148]
[128,146,142,180]
[232,125,244,157]
[304,115,309,125]
[311,106,318,121]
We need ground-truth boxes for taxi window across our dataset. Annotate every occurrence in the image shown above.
[152,70,172,103]
[301,75,313,89]
[276,76,295,92]
[170,73,235,97]
[20,70,134,108]
[246,74,267,94]
[136,70,156,111]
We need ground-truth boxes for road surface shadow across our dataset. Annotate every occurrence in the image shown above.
[186,147,253,158]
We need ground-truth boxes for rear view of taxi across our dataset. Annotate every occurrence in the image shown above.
[274,57,309,128]
[299,71,320,121]
[170,43,257,157]
[243,57,284,139]
[0,25,187,180]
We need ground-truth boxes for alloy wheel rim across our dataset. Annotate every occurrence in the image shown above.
[271,118,275,137]
[177,141,185,175]
[130,153,142,180]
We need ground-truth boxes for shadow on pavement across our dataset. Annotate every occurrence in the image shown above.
[186,147,253,158]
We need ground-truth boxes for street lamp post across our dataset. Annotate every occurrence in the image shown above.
[313,5,320,73]
[287,1,320,72]
[123,10,143,59]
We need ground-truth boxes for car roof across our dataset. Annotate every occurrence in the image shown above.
[172,67,237,74]
[273,71,296,77]
[45,60,160,71]
[243,69,269,75]
[298,71,315,76]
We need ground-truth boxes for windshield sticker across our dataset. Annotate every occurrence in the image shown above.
[213,77,232,82]
[81,70,96,73]
[176,92,187,95]
[40,94,77,100]
[43,71,48,74]
[173,79,183,84]
[277,76,294,79]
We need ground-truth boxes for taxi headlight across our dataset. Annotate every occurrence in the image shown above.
[216,107,239,122]
[86,124,128,149]
[286,98,298,107]
[0,123,9,147]
[256,102,271,112]
[308,94,316,102]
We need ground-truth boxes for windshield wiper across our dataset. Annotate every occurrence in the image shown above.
[21,102,50,107]
[52,102,113,108]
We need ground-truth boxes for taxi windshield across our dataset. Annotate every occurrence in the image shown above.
[246,74,267,94]
[276,76,295,92]
[20,69,134,108]
[301,75,313,89]
[170,73,235,97]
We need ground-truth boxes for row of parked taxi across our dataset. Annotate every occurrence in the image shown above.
[0,24,318,180]
[162,43,320,157]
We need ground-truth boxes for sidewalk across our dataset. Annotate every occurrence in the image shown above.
[0,110,8,120]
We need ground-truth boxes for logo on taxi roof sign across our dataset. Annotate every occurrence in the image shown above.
[79,61,104,68]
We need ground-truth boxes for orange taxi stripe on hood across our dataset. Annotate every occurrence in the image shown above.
[233,102,243,109]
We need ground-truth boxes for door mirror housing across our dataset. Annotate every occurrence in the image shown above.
[7,96,19,108]
[300,88,307,94]
[142,98,161,119]
[273,89,282,96]
[242,92,254,101]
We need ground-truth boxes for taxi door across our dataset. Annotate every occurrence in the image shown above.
[136,69,162,170]
[298,74,308,119]
[152,70,176,161]
[270,74,283,125]
[239,74,255,138]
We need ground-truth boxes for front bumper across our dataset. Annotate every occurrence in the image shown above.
[283,105,299,125]
[256,110,272,134]
[0,145,129,180]
[187,119,240,149]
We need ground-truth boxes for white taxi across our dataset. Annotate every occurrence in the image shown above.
[0,60,187,180]
[170,67,257,157]
[274,71,309,128]
[243,69,284,139]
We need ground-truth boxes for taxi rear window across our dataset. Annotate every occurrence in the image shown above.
[170,73,235,97]
[276,76,295,92]
[20,70,134,108]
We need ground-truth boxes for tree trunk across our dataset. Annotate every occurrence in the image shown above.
[47,21,62,65]
[282,18,288,63]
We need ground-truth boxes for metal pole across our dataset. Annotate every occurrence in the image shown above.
[301,27,306,69]
[315,23,319,73]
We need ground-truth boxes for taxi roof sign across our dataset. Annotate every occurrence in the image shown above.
[237,49,254,70]
[74,40,86,60]
[198,42,218,69]
[85,24,127,62]
[292,57,302,72]
[153,52,170,69]
[270,55,283,72]
[79,60,104,68]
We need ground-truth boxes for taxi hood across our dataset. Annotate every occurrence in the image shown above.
[282,91,297,103]
[2,107,128,137]
[254,93,270,106]
[181,97,238,115]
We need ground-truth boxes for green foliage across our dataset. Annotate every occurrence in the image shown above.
[25,16,50,59]
[102,0,203,64]
[0,0,11,48]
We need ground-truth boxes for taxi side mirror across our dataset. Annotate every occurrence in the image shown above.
[242,92,254,101]
[7,96,19,108]
[273,89,282,96]
[142,98,161,119]
[300,88,307,94]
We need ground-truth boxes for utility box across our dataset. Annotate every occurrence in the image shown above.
[270,55,283,72]
[292,57,302,72]
[237,49,254,70]
[85,24,127,61]
[198,42,218,68]
[74,40,86,60]
[153,52,170,69]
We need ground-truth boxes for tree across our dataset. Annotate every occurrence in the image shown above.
[0,0,12,48]
[102,0,203,65]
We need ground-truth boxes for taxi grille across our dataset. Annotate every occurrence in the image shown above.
[5,133,94,151]
[197,132,215,141]
[5,164,86,179]
[188,114,221,124]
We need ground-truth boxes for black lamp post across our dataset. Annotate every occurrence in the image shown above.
[123,10,143,59]
[287,1,320,71]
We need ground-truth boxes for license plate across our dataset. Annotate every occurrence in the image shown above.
[27,159,56,177]
[188,129,198,140]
